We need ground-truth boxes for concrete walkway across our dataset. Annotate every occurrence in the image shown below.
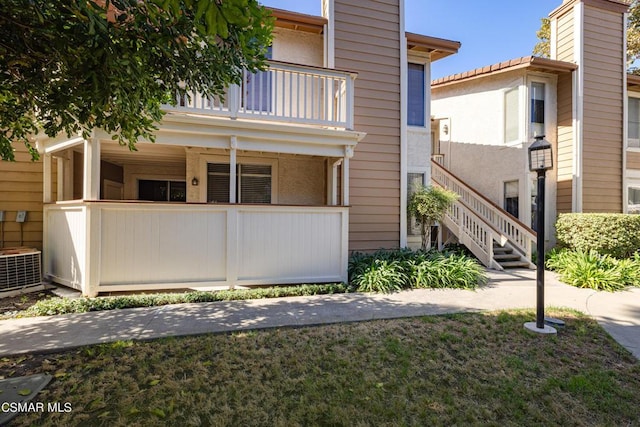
[0,270,638,359]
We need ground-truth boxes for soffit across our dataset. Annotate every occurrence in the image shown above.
[406,32,461,62]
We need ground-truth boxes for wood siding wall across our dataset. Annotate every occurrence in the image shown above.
[0,145,55,249]
[554,9,575,213]
[557,73,574,213]
[581,4,624,212]
[556,11,575,62]
[334,0,401,251]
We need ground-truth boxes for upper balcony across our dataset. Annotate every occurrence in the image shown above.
[163,61,357,131]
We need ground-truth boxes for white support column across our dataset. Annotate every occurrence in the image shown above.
[342,146,353,206]
[56,155,64,201]
[399,0,408,248]
[43,153,53,203]
[226,206,238,289]
[328,159,342,205]
[83,137,101,200]
[229,136,238,203]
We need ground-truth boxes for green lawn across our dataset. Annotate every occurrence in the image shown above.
[1,309,639,426]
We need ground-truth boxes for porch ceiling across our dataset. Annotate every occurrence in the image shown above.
[97,141,186,168]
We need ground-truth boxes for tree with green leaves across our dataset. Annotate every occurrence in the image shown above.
[533,0,640,72]
[407,185,459,251]
[0,0,273,161]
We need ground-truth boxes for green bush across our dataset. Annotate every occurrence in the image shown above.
[555,213,640,258]
[24,283,353,317]
[349,249,487,292]
[412,253,487,289]
[546,249,640,291]
[349,259,409,293]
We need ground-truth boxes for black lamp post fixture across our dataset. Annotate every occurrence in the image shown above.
[524,135,557,334]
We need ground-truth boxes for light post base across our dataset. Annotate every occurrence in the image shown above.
[524,322,557,334]
[544,317,566,327]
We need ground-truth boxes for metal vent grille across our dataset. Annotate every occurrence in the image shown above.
[0,251,42,292]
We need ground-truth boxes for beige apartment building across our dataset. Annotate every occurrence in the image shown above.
[0,1,459,295]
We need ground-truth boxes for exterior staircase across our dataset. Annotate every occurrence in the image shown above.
[493,244,533,269]
[431,159,536,270]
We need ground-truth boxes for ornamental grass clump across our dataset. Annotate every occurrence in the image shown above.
[348,249,487,292]
[546,249,640,292]
[412,253,487,289]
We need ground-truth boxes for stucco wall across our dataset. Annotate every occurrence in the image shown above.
[432,70,526,147]
[278,157,325,205]
[432,70,560,242]
[408,128,430,169]
[438,140,557,243]
[272,28,323,67]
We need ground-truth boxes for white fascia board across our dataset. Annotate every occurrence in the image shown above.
[399,0,408,248]
[39,134,85,154]
[155,114,364,156]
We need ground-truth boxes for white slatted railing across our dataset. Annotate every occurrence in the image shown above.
[431,160,536,268]
[167,61,356,130]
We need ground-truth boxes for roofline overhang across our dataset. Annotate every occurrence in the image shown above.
[550,0,629,19]
[267,7,327,34]
[406,32,461,61]
[431,56,578,88]
[628,73,640,91]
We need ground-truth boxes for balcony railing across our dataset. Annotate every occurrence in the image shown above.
[165,61,356,130]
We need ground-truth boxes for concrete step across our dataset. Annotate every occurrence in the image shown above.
[493,246,513,255]
[499,261,532,269]
[493,253,521,261]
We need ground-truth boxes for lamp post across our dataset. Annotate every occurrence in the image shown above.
[524,135,557,334]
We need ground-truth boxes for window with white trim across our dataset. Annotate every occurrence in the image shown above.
[530,82,545,138]
[628,186,640,214]
[504,87,520,143]
[207,163,272,204]
[628,97,640,148]
[408,63,425,127]
[503,180,519,219]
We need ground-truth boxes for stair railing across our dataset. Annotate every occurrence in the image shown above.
[431,160,536,266]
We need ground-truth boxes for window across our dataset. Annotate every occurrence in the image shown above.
[244,46,272,112]
[407,172,425,236]
[504,87,520,143]
[530,82,545,137]
[503,180,519,219]
[408,63,425,126]
[629,97,640,148]
[207,163,272,204]
[138,180,186,202]
[628,186,640,214]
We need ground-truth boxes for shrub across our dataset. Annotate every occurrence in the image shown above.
[546,249,637,291]
[407,186,459,250]
[412,253,487,289]
[24,283,352,317]
[555,213,640,258]
[350,259,409,293]
[349,249,487,292]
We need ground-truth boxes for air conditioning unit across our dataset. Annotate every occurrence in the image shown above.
[0,248,42,293]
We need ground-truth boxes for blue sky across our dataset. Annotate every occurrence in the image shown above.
[260,0,561,79]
